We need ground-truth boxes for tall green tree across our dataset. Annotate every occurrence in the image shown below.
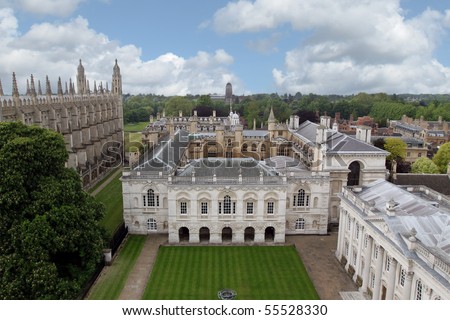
[384,138,407,162]
[0,122,106,299]
[432,142,450,173]
[165,96,194,116]
[411,157,440,174]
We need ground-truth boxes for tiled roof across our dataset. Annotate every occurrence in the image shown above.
[394,174,450,195]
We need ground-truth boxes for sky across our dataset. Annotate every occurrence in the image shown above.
[1,0,450,96]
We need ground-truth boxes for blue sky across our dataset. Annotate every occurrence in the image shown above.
[1,0,450,96]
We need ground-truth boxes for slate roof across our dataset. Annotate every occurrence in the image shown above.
[294,121,387,154]
[354,180,450,262]
[394,174,450,195]
[135,130,189,172]
[177,157,277,178]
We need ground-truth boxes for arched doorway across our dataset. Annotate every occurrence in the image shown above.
[347,161,361,186]
[244,227,255,243]
[222,227,232,243]
[265,227,275,242]
[199,227,210,243]
[178,227,189,243]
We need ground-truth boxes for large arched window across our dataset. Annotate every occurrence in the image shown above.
[293,189,310,207]
[295,218,305,230]
[219,195,235,215]
[143,189,159,207]
[147,218,157,231]
[347,161,361,186]
[242,143,248,152]
[251,143,257,151]
[223,195,231,214]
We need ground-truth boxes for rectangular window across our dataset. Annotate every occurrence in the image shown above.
[415,281,423,300]
[345,242,349,257]
[201,202,208,215]
[352,251,357,265]
[370,271,376,289]
[364,234,369,248]
[267,202,274,214]
[180,202,187,215]
[233,202,236,214]
[400,268,406,287]
[374,245,379,260]
[219,202,222,214]
[246,202,254,215]
[385,256,391,272]
[355,223,360,239]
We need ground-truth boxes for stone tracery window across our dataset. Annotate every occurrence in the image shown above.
[143,189,159,207]
[293,189,310,207]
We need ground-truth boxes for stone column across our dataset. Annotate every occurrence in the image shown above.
[373,246,384,299]
[402,272,414,300]
[361,235,373,294]
[335,209,346,260]
[386,258,398,300]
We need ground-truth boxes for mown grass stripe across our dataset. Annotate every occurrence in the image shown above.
[142,246,317,300]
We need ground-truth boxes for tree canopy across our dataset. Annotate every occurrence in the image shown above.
[0,122,106,299]
[432,142,450,173]
[384,137,407,162]
[411,157,440,174]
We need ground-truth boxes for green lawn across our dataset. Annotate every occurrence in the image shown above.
[124,122,149,132]
[87,235,146,300]
[143,246,319,300]
[94,173,124,236]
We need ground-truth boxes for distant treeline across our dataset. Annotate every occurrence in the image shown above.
[123,92,450,127]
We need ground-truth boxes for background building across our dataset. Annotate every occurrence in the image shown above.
[0,60,124,188]
[122,108,388,243]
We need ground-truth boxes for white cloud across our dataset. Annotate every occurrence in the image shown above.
[246,33,281,54]
[0,10,240,96]
[213,0,450,94]
[16,0,85,16]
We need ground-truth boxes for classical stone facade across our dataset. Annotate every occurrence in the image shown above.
[122,107,388,244]
[0,60,124,187]
[337,180,450,300]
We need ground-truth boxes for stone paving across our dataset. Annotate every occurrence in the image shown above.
[286,232,359,300]
[119,234,167,300]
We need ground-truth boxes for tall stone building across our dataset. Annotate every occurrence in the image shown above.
[0,60,124,187]
[122,108,388,243]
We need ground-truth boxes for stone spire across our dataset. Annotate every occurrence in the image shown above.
[57,77,63,96]
[86,79,90,94]
[30,74,37,97]
[37,79,42,95]
[0,79,4,96]
[12,72,19,97]
[112,59,122,95]
[77,59,86,94]
[64,81,69,95]
[46,76,52,95]
[69,78,74,95]
[268,106,276,123]
[93,80,97,94]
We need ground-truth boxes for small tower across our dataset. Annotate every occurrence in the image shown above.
[45,76,52,96]
[0,79,4,96]
[77,59,87,94]
[112,59,122,95]
[225,82,232,104]
[30,74,37,97]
